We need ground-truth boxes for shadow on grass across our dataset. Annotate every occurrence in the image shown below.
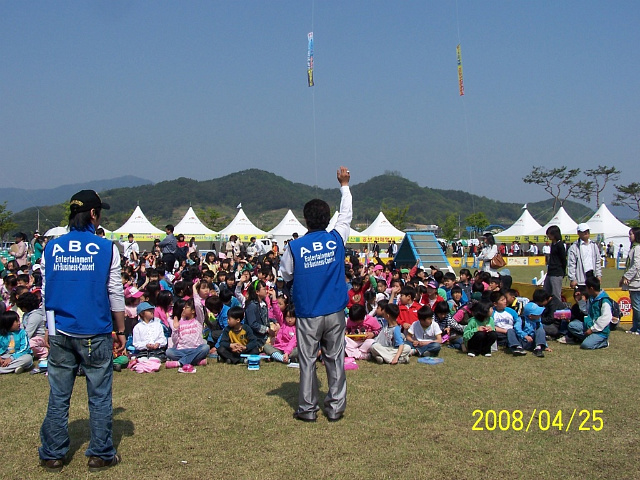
[266,381,327,412]
[66,407,134,461]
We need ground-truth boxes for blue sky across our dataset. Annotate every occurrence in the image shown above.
[2,1,639,209]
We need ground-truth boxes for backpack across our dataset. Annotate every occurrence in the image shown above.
[597,297,620,330]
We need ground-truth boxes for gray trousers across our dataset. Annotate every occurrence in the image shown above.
[296,311,347,418]
[544,275,564,303]
[0,353,33,374]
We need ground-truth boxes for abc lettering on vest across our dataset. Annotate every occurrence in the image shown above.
[300,240,337,269]
[51,241,100,272]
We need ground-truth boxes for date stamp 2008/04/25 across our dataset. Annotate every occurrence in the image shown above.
[471,409,604,432]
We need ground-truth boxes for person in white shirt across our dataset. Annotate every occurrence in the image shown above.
[119,234,139,261]
[404,305,442,357]
[132,302,167,359]
[567,223,602,288]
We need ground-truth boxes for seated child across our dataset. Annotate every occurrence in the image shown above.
[217,306,259,364]
[534,288,566,339]
[374,299,389,328]
[508,302,548,357]
[132,302,167,360]
[263,304,298,363]
[447,285,465,314]
[347,276,366,308]
[15,292,48,359]
[166,284,210,373]
[369,303,411,364]
[391,285,421,331]
[462,300,497,357]
[490,291,519,347]
[433,300,464,349]
[344,304,381,360]
[564,277,611,350]
[0,311,33,374]
[405,305,442,357]
[504,289,524,317]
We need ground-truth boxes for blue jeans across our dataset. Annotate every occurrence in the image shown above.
[40,334,115,461]
[406,341,441,357]
[506,326,547,350]
[166,344,210,366]
[567,320,609,350]
[630,290,640,333]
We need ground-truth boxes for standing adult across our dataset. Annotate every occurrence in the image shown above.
[544,225,567,302]
[11,232,29,268]
[158,224,177,273]
[567,223,602,289]
[39,190,125,472]
[371,240,380,257]
[119,233,139,261]
[478,233,498,274]
[281,166,352,422]
[620,227,640,334]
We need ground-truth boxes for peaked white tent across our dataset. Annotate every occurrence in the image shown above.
[586,203,631,257]
[113,206,164,240]
[359,212,405,242]
[268,210,307,245]
[218,208,266,242]
[174,207,217,240]
[326,212,361,242]
[530,206,578,238]
[494,207,543,242]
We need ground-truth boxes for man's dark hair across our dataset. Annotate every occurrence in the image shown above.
[303,199,331,231]
[165,224,174,232]
[69,209,99,231]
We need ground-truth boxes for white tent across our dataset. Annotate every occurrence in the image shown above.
[174,207,218,240]
[326,212,361,242]
[218,208,266,242]
[267,210,307,245]
[586,203,631,257]
[358,212,405,242]
[494,207,543,242]
[530,206,578,238]
[112,206,164,240]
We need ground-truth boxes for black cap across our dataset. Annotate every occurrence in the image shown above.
[69,190,110,213]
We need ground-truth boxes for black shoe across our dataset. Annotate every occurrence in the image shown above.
[293,411,317,423]
[533,348,545,358]
[327,413,344,422]
[88,454,121,472]
[40,458,64,472]
[512,348,527,356]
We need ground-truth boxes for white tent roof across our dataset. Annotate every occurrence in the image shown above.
[585,204,630,237]
[174,207,217,237]
[326,212,361,238]
[494,208,542,240]
[358,212,405,241]
[530,206,578,237]
[113,206,164,236]
[218,208,266,240]
[267,210,307,237]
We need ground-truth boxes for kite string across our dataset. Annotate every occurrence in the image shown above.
[311,0,318,189]
[455,0,475,215]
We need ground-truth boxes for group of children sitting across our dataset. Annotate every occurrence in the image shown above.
[1,246,616,376]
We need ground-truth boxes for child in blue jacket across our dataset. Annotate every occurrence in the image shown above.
[509,302,548,357]
[0,311,33,374]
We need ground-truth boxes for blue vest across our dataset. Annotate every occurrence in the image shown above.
[44,228,114,335]
[289,229,348,318]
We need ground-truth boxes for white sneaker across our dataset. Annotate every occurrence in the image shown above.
[556,336,568,344]
[483,353,492,357]
[467,352,476,357]
[14,366,24,374]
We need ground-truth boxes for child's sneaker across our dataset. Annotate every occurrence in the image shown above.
[374,356,384,364]
[467,352,476,357]
[197,359,207,366]
[165,361,180,369]
[178,364,196,374]
[512,347,527,356]
[483,353,492,357]
[533,347,545,358]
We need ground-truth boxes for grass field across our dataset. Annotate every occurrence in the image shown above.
[3,323,640,480]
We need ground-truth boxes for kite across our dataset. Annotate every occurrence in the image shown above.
[307,32,314,87]
[456,44,464,96]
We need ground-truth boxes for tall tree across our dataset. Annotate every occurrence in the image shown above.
[523,166,582,211]
[465,212,489,235]
[441,214,458,242]
[0,202,18,240]
[613,182,640,219]
[381,203,410,231]
[575,165,620,206]
[197,207,223,230]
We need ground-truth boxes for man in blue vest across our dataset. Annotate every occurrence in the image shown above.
[39,190,126,472]
[281,166,352,422]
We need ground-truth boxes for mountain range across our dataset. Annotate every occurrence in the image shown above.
[7,170,603,237]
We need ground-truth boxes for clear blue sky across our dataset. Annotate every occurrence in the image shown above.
[2,1,639,206]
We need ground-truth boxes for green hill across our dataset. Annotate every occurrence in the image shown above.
[9,170,593,236]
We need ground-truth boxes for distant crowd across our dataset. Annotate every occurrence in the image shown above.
[2,223,640,375]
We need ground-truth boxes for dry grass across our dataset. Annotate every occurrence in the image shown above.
[2,326,640,480]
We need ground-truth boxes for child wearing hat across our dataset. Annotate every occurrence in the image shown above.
[132,302,167,360]
[509,302,548,357]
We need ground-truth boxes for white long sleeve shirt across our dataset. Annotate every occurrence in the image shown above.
[132,319,167,350]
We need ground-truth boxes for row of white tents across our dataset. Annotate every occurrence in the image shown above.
[494,204,631,252]
[55,206,406,246]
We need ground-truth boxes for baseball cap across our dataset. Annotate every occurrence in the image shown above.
[524,302,545,317]
[577,223,590,233]
[69,190,110,213]
[125,286,144,299]
[137,301,155,315]
[426,280,438,289]
[373,265,383,271]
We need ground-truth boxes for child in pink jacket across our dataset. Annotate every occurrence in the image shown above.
[263,304,297,363]
[344,304,382,360]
